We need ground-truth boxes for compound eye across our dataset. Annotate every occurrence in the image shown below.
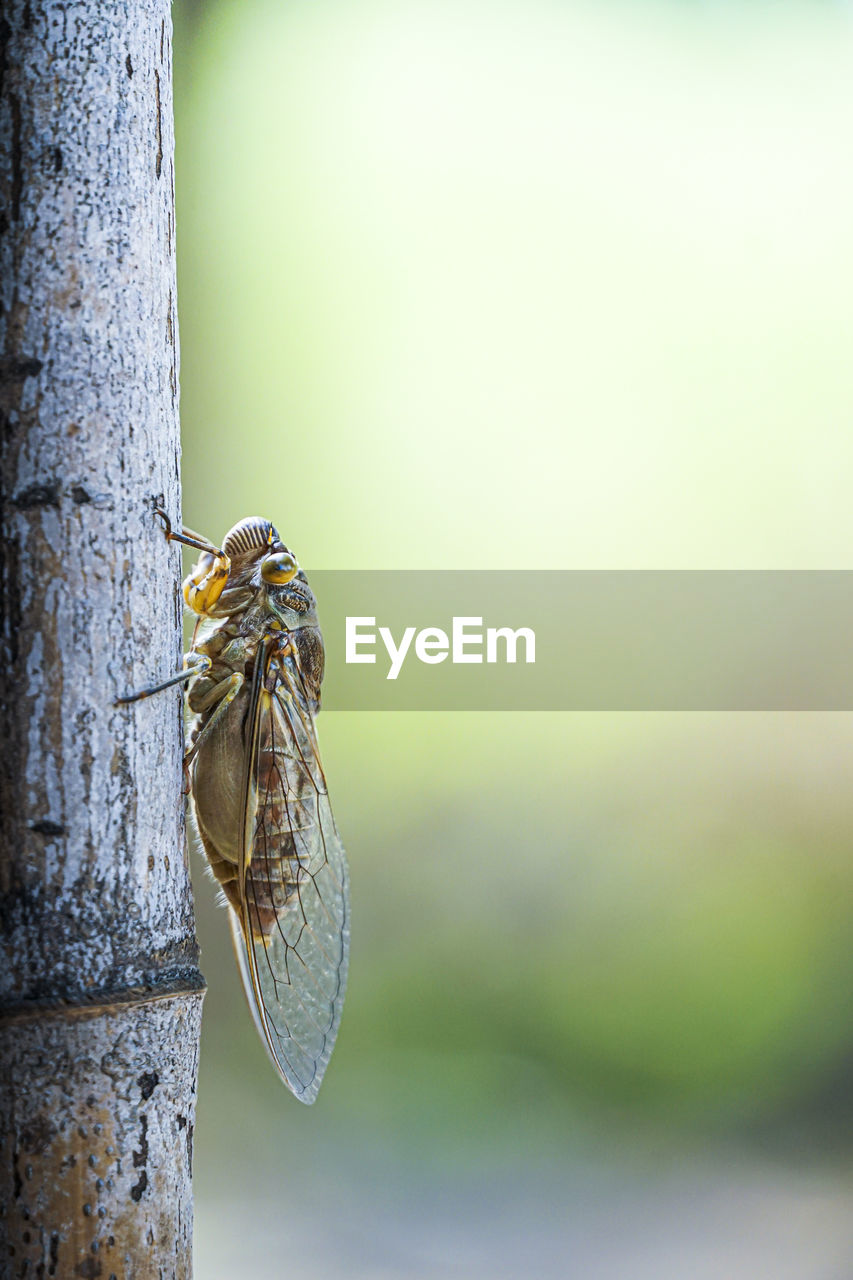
[261,551,298,585]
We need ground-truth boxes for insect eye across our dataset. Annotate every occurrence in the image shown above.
[261,551,298,585]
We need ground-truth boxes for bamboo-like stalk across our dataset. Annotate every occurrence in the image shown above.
[0,3,205,1275]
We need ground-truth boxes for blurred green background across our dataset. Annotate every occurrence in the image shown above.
[172,2,853,1275]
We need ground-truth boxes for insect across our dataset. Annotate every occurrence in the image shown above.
[119,511,349,1103]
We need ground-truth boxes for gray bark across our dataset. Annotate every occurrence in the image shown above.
[0,3,204,1276]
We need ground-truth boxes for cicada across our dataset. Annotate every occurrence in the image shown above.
[120,512,349,1103]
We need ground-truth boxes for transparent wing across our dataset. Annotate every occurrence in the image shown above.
[231,642,350,1104]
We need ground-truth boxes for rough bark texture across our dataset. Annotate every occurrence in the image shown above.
[0,3,204,1276]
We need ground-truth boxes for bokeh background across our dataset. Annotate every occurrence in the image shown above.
[172,2,853,1275]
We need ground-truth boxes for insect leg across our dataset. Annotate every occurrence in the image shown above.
[183,672,245,770]
[154,506,224,558]
[115,653,212,706]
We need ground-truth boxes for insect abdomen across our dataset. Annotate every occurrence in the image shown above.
[244,850,301,943]
[241,749,317,942]
[206,836,300,943]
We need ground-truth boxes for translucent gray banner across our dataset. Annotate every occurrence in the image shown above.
[309,572,853,710]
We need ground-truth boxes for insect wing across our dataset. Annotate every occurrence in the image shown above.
[232,643,350,1104]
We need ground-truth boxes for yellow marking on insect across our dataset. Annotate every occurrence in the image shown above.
[182,549,231,615]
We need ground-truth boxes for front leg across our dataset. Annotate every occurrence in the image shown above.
[154,507,232,616]
[154,506,223,558]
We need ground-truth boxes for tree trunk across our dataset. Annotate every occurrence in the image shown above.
[0,3,204,1277]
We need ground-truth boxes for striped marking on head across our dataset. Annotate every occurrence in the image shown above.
[222,517,280,558]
